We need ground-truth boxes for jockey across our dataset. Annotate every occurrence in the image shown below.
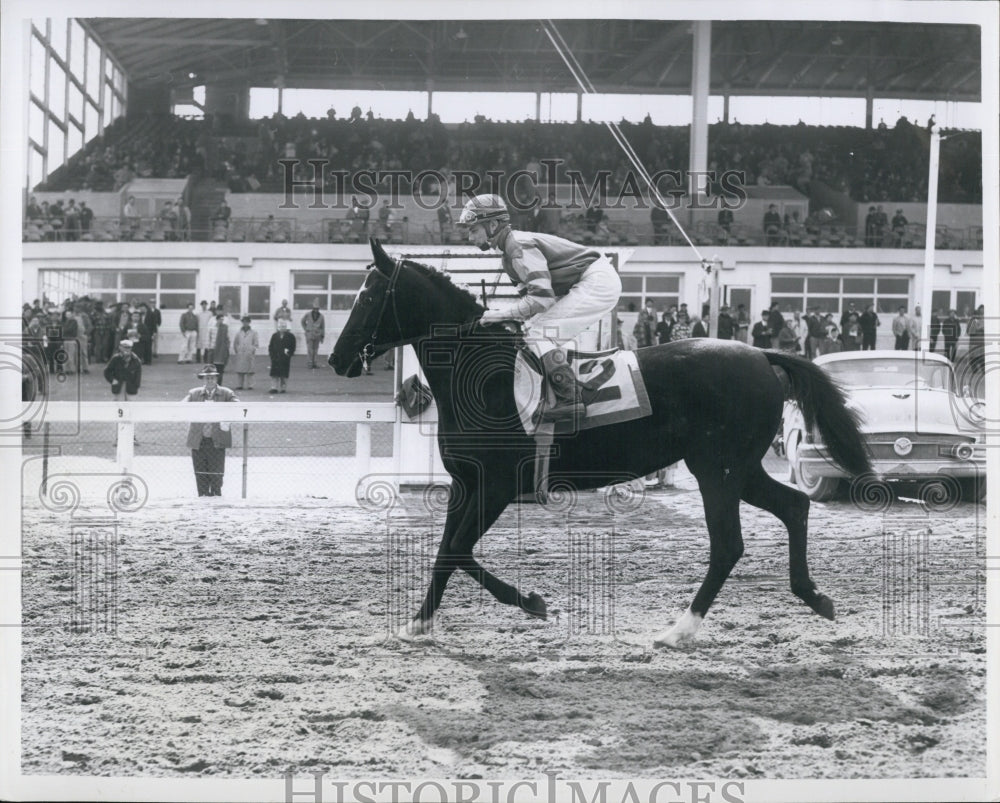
[457,194,621,423]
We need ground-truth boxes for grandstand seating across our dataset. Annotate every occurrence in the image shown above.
[27,113,983,248]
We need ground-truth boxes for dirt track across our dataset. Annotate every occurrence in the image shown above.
[21,485,986,780]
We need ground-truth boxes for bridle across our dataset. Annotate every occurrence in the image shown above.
[359,258,403,370]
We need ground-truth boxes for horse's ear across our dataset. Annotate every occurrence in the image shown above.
[369,238,392,274]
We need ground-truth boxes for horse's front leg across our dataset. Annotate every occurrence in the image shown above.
[398,482,542,639]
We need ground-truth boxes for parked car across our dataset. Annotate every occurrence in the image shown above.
[783,350,986,501]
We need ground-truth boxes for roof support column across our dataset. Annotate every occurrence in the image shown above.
[536,90,541,122]
[688,20,711,200]
[576,90,583,123]
[427,77,434,119]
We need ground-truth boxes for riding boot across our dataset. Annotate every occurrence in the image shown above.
[540,349,585,423]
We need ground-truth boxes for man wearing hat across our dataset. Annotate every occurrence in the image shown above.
[268,318,296,393]
[195,300,214,363]
[103,339,142,401]
[230,315,259,390]
[300,298,325,369]
[183,365,239,497]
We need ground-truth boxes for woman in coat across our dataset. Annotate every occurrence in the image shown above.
[230,316,259,390]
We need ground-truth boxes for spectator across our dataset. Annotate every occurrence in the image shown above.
[377,200,396,241]
[821,314,841,355]
[717,208,734,244]
[231,315,259,390]
[211,199,232,230]
[734,304,750,344]
[70,303,91,374]
[616,319,637,350]
[437,202,454,242]
[908,306,922,351]
[178,302,199,364]
[873,205,888,247]
[22,317,47,436]
[864,205,878,247]
[670,310,693,341]
[859,304,880,351]
[78,202,94,237]
[183,365,239,497]
[784,210,805,246]
[891,208,908,247]
[806,307,827,358]
[159,200,179,241]
[751,310,771,348]
[841,313,861,351]
[656,307,676,344]
[716,305,734,340]
[176,198,191,241]
[147,298,162,359]
[58,309,79,374]
[122,195,141,240]
[839,302,859,333]
[273,299,293,329]
[210,312,231,384]
[90,301,112,363]
[691,315,709,338]
[103,339,142,401]
[301,299,326,369]
[892,306,911,350]
[763,204,782,246]
[346,196,369,243]
[767,302,786,349]
[966,305,985,374]
[585,204,606,234]
[929,308,942,352]
[942,309,962,362]
[63,199,80,241]
[789,311,807,349]
[268,319,296,394]
[133,306,153,365]
[777,320,800,352]
[633,299,659,348]
[196,300,214,362]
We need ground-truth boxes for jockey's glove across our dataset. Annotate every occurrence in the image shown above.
[479,307,520,324]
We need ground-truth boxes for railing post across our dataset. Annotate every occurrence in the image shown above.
[356,422,372,481]
[116,421,134,474]
[242,423,249,499]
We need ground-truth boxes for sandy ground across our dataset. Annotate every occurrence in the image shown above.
[19,465,987,782]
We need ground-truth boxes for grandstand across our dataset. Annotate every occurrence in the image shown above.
[20,16,988,354]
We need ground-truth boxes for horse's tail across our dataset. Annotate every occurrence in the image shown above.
[764,351,871,477]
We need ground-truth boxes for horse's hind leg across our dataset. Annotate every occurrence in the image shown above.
[654,468,743,648]
[740,464,835,620]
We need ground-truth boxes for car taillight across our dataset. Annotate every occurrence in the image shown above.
[951,442,975,460]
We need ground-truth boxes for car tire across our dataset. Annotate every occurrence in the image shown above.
[790,435,842,501]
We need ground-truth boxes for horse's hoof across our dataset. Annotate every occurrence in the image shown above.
[395,619,431,641]
[652,610,702,648]
[811,594,836,621]
[522,592,547,620]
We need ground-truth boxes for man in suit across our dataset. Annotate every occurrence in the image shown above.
[301,299,326,369]
[183,365,239,497]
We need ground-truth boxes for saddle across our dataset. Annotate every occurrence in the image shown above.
[513,345,652,502]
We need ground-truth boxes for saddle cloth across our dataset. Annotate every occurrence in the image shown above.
[513,347,652,437]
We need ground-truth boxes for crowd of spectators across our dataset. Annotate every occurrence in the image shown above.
[36,111,982,206]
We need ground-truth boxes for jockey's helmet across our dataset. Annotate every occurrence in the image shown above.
[457,194,510,230]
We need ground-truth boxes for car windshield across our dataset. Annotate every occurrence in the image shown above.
[823,358,952,390]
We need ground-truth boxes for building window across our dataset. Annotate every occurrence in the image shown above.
[770,275,910,315]
[292,270,367,310]
[39,269,197,308]
[619,274,682,313]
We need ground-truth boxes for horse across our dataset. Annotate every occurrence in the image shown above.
[330,239,871,646]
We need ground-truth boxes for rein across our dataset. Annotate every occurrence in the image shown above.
[360,258,403,370]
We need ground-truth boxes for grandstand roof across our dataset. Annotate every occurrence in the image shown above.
[83,19,981,103]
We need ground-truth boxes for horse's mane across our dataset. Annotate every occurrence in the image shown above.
[404,258,485,315]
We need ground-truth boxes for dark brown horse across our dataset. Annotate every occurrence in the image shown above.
[330,240,870,646]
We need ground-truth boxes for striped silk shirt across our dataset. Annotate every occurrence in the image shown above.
[496,229,603,320]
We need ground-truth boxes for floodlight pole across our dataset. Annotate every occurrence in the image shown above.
[919,124,941,352]
[707,258,721,338]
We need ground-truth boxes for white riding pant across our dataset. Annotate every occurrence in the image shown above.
[522,256,621,356]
